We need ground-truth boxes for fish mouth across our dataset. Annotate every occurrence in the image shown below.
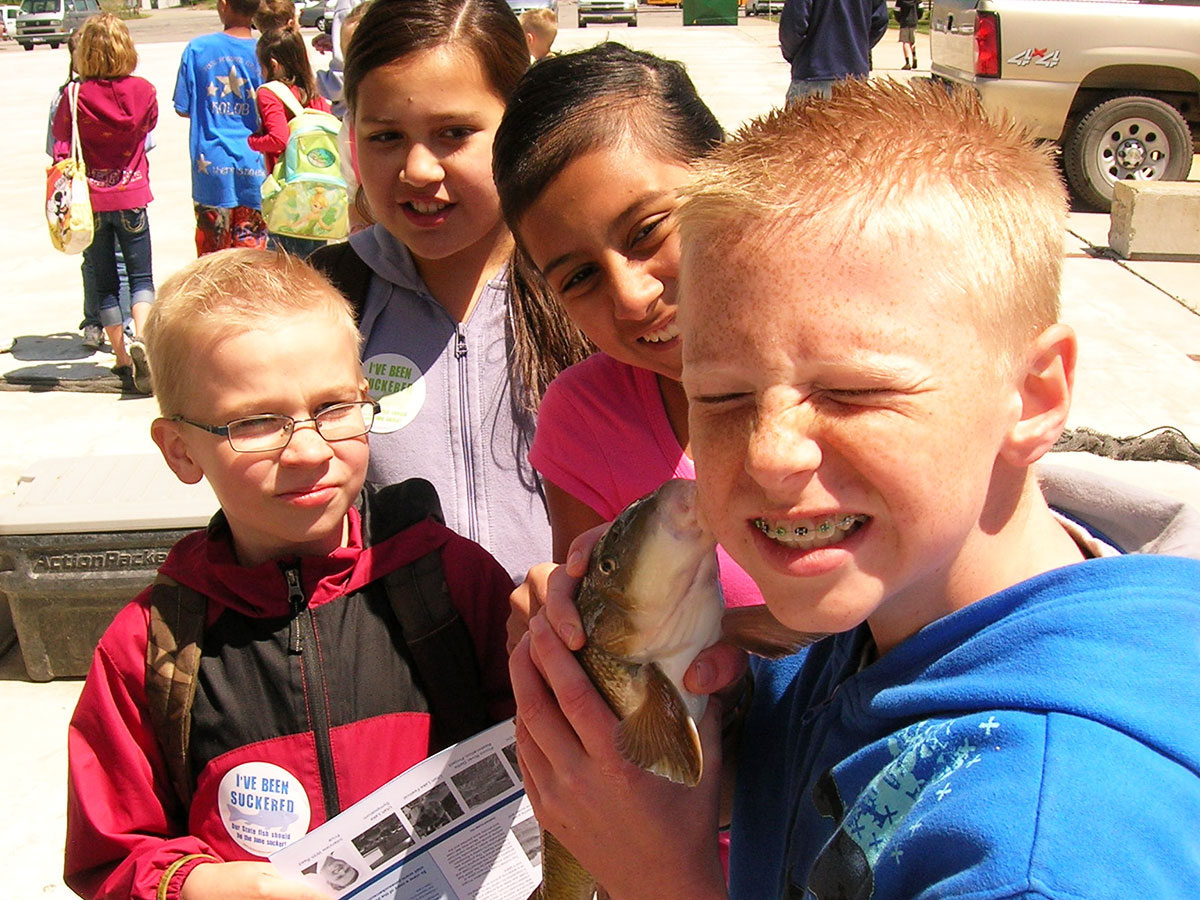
[752,514,869,550]
[638,320,680,345]
[655,479,708,542]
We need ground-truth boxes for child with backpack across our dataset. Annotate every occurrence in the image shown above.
[63,249,516,900]
[172,0,268,256]
[249,27,345,257]
[309,0,592,586]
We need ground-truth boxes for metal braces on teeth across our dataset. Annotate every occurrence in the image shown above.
[754,515,864,537]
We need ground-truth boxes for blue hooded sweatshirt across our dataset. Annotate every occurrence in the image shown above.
[731,464,1200,899]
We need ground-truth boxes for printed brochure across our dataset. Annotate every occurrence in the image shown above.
[270,720,542,899]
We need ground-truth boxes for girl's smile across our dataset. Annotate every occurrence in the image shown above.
[353,44,508,268]
[518,145,694,382]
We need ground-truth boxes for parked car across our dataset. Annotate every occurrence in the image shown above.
[745,0,784,14]
[506,0,556,15]
[577,0,636,27]
[14,0,97,49]
[0,5,20,39]
[298,0,334,32]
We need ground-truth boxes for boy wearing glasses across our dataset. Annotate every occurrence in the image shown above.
[64,250,516,900]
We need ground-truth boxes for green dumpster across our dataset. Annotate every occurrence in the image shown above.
[682,0,737,25]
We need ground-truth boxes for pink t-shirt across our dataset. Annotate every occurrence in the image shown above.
[530,352,764,609]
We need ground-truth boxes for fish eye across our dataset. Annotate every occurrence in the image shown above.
[597,557,617,575]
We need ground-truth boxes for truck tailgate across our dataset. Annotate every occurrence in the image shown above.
[930,0,980,78]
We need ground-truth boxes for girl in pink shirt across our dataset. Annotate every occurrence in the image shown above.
[493,44,765,610]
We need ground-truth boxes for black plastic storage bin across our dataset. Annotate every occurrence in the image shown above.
[0,456,216,681]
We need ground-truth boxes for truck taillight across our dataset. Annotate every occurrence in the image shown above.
[974,11,1000,77]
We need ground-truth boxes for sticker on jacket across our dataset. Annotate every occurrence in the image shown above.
[219,762,312,855]
[364,352,427,434]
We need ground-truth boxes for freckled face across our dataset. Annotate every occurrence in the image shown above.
[518,147,692,381]
[680,221,1019,648]
[353,44,508,266]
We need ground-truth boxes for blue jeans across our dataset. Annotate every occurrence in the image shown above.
[786,78,836,105]
[84,207,154,328]
[81,246,131,330]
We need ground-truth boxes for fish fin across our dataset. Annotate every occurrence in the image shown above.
[721,606,826,658]
[616,662,703,787]
[536,828,598,900]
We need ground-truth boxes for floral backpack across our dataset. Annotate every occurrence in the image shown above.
[258,81,349,241]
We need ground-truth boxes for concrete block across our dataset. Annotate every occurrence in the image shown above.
[1109,180,1200,261]
[0,455,216,680]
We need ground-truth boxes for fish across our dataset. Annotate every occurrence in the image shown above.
[532,479,816,900]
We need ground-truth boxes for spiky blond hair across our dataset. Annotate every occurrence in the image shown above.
[144,249,361,416]
[678,78,1067,369]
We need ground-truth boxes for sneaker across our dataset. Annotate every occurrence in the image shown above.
[129,338,152,395]
[82,325,103,352]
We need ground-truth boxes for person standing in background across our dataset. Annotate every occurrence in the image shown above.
[779,0,889,102]
[249,27,332,258]
[896,0,920,69]
[173,0,267,256]
[519,8,558,62]
[313,0,365,118]
[54,13,158,394]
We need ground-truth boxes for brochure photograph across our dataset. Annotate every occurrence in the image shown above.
[270,720,543,900]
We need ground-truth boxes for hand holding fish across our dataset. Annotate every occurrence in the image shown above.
[511,614,730,900]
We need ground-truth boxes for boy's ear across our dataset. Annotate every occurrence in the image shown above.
[1000,323,1077,468]
[151,418,206,486]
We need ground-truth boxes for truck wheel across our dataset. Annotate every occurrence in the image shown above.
[49,40,60,48]
[1063,94,1194,213]
[22,42,33,50]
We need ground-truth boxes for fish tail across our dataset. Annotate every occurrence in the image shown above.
[535,829,598,900]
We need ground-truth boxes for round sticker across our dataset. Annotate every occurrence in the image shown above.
[218,761,311,856]
[363,352,426,434]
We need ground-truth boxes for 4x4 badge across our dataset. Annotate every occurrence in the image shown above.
[1007,47,1061,68]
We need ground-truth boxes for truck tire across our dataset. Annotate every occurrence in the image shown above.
[1062,94,1193,213]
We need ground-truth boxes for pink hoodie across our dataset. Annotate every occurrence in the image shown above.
[52,75,158,212]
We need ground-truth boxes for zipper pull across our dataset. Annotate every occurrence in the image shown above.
[283,565,305,654]
[455,327,467,359]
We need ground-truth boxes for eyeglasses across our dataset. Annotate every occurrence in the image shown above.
[171,400,381,453]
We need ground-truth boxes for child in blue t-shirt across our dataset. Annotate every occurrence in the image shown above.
[173,0,267,256]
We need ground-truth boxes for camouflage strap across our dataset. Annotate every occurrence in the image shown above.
[145,576,207,806]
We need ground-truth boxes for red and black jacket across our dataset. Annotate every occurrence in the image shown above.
[64,489,515,900]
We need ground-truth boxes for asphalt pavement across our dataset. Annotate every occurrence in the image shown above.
[1,11,1199,898]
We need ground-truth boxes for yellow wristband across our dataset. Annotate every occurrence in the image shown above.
[157,853,219,900]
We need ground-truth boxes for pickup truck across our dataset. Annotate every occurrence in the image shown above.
[929,0,1200,211]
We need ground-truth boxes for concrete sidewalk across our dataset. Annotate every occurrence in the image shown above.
[1,14,1199,899]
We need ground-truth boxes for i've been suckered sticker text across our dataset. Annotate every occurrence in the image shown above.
[364,352,426,434]
[218,762,311,855]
